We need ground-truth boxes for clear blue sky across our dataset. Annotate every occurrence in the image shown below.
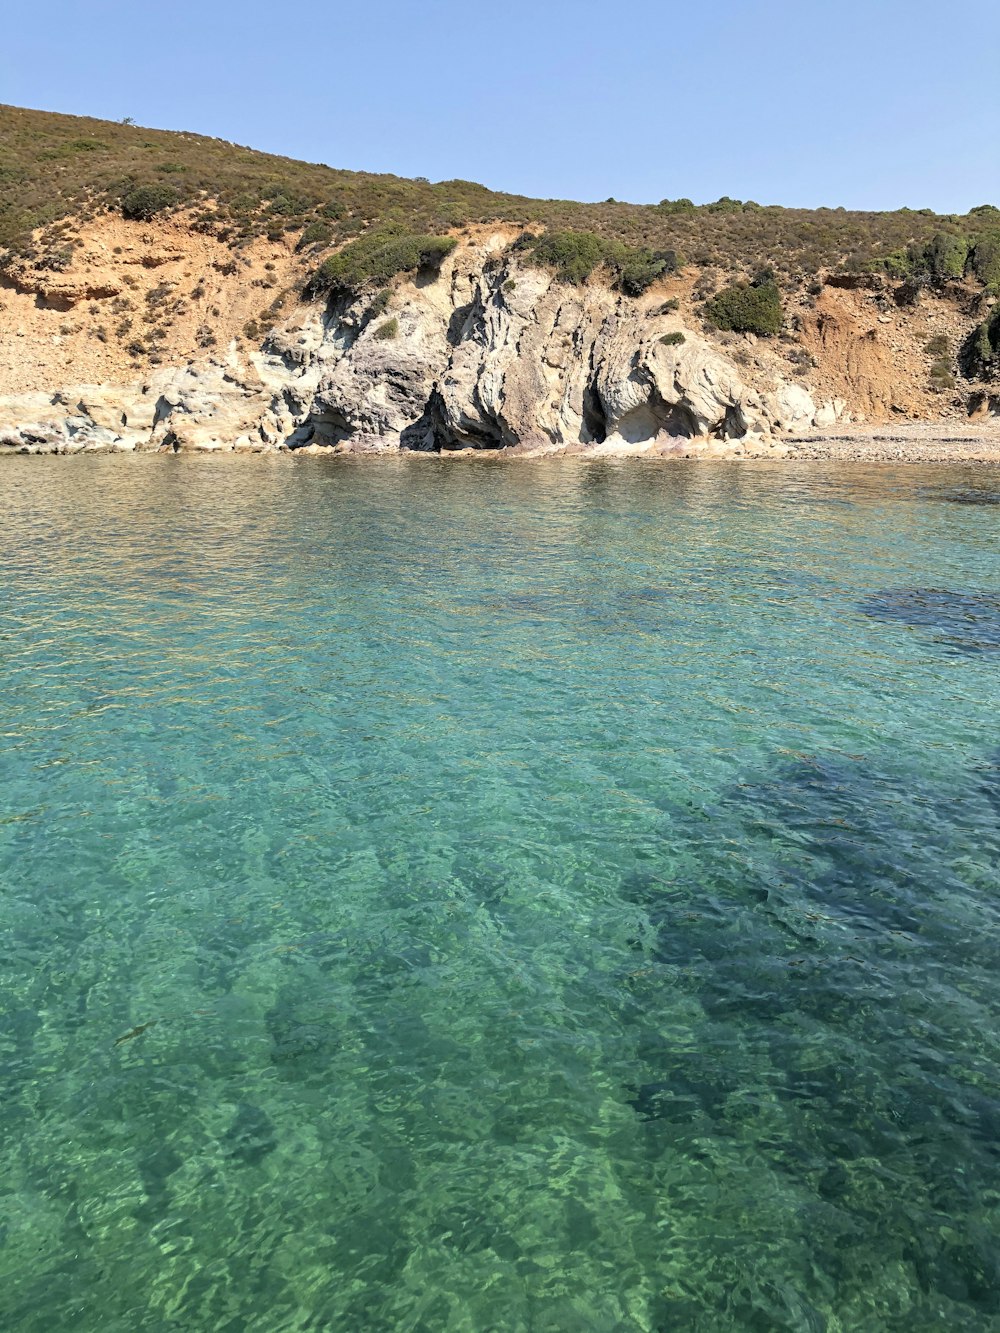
[3,0,998,212]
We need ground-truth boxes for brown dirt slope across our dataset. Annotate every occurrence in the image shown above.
[0,210,309,394]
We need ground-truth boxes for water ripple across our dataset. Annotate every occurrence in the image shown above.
[0,457,998,1330]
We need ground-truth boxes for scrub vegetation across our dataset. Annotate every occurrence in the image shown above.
[964,307,1000,379]
[705,278,784,337]
[1,103,998,309]
[871,221,1000,289]
[516,230,682,295]
[305,226,457,298]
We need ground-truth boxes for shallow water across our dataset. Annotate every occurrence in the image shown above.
[1,457,999,1331]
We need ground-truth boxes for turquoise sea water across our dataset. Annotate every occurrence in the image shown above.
[1,456,999,1331]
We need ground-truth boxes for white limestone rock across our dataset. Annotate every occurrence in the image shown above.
[767,383,816,431]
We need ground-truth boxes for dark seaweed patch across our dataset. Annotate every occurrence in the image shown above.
[618,732,1000,1333]
[629,1079,707,1124]
[133,1143,184,1224]
[621,749,1000,1121]
[859,587,1000,654]
[628,1046,733,1124]
[222,1102,277,1166]
[269,1018,335,1063]
[479,586,679,634]
[939,490,1000,506]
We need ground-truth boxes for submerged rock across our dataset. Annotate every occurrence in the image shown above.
[222,1102,278,1166]
[859,588,1000,654]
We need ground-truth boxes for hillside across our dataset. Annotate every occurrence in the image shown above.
[3,103,997,280]
[1,104,998,457]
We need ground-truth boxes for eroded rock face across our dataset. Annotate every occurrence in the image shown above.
[306,246,789,453]
[0,237,836,456]
[311,305,449,448]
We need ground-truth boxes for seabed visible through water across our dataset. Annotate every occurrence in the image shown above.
[0,456,998,1330]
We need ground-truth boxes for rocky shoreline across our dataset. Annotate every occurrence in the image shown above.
[5,426,1000,464]
[3,224,998,465]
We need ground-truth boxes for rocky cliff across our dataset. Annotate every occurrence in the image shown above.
[1,215,996,459]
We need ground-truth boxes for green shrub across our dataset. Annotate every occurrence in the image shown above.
[873,233,969,284]
[368,287,391,318]
[705,279,783,335]
[659,331,686,346]
[309,225,457,297]
[971,231,1000,287]
[527,230,606,284]
[268,193,311,217]
[230,191,264,216]
[373,316,399,340]
[414,235,457,268]
[878,248,917,279]
[525,230,681,293]
[964,306,1000,376]
[923,232,968,282]
[608,244,681,296]
[295,219,333,251]
[929,358,955,390]
[924,333,949,356]
[657,198,696,214]
[121,184,177,221]
[705,196,743,214]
